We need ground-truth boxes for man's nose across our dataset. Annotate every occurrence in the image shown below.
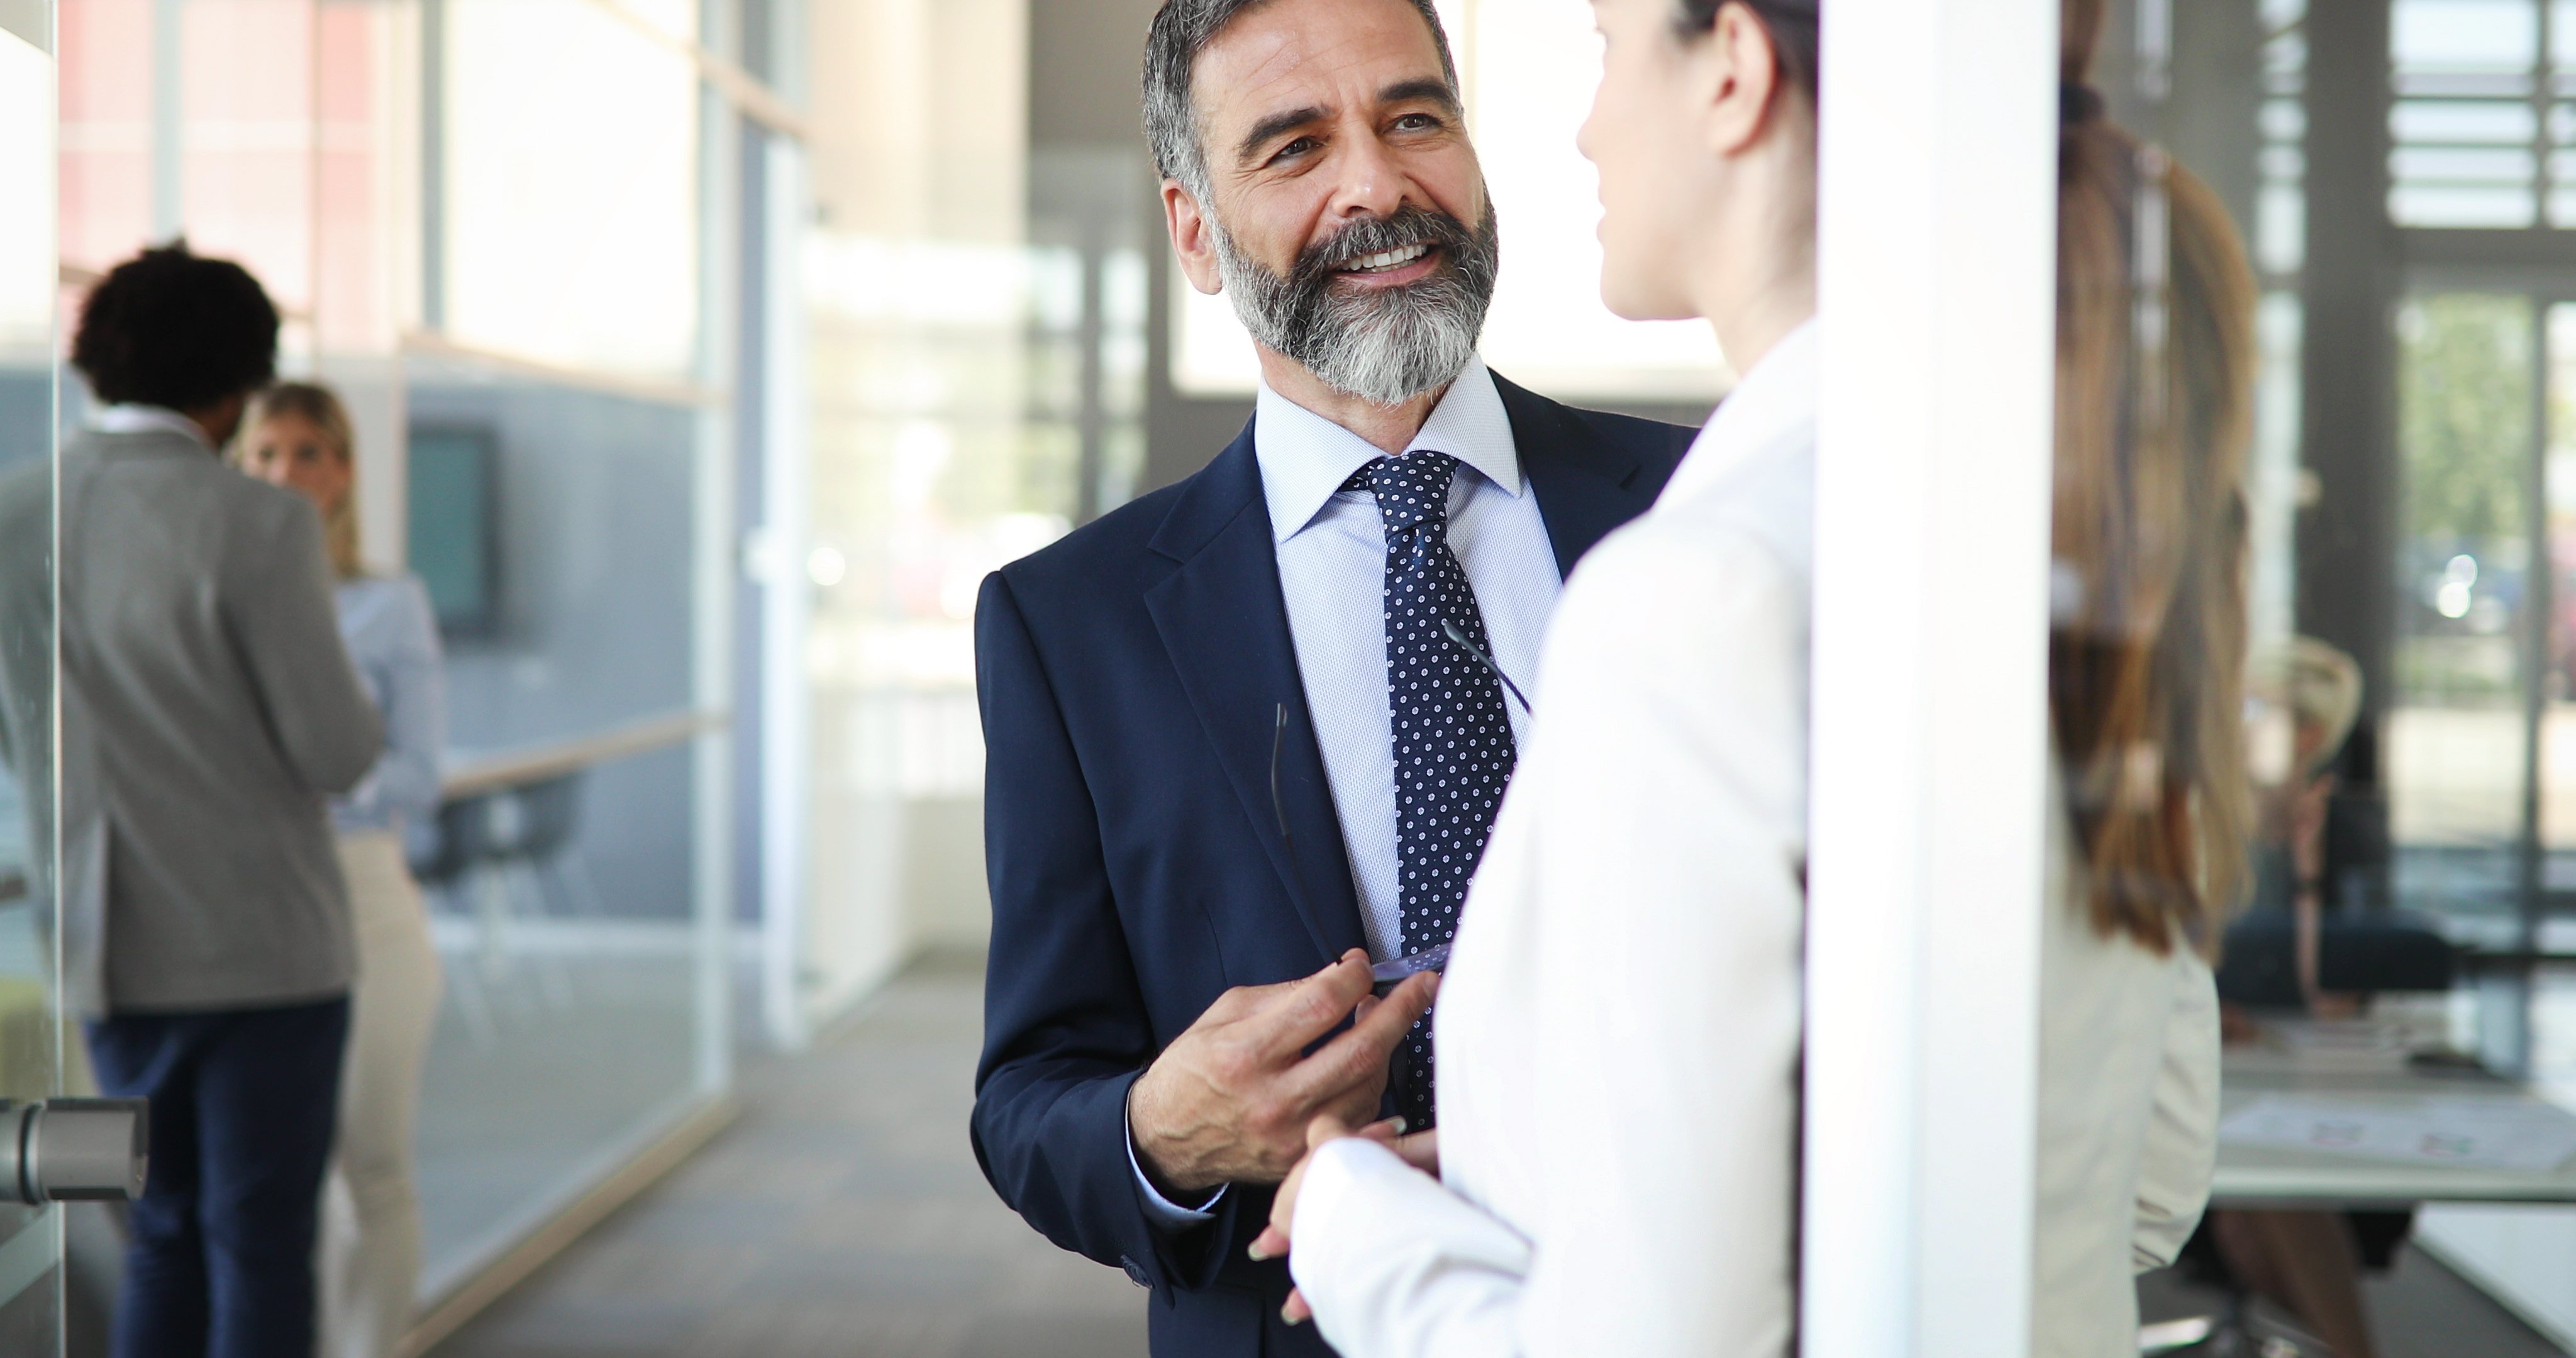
[1323,130,1409,223]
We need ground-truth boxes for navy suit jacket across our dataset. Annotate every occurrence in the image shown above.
[971,375,1691,1358]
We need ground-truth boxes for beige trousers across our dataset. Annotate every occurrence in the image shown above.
[318,832,443,1358]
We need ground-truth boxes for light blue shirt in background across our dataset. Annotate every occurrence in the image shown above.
[331,573,446,836]
[1128,358,1564,1227]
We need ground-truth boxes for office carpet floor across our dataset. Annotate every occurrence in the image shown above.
[426,950,1148,1358]
[430,950,2569,1358]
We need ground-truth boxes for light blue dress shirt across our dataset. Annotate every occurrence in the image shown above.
[1130,357,1565,1226]
[331,573,447,837]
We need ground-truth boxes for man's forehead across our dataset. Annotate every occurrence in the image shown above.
[1194,0,1448,128]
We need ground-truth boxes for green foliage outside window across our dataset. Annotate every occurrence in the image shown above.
[2397,294,2531,547]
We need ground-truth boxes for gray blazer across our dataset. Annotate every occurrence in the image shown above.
[0,425,382,1016]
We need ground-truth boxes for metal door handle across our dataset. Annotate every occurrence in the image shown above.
[0,1099,147,1203]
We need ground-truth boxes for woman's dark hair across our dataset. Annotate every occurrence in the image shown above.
[2053,0,2257,954]
[70,242,279,411]
[1675,0,1819,102]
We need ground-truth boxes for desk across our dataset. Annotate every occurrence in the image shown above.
[440,709,722,802]
[2212,1015,2576,1207]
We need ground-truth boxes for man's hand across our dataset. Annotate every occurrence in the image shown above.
[1129,949,1438,1195]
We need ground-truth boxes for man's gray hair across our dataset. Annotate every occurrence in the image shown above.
[1142,0,1461,199]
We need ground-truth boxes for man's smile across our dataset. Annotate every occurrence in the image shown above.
[1334,241,1442,286]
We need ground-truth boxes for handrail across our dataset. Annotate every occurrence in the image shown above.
[440,710,724,802]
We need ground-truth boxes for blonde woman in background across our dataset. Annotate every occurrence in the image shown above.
[242,382,445,1358]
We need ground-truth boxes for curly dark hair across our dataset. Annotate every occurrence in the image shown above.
[70,242,279,411]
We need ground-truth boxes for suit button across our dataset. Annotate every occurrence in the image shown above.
[1121,1255,1152,1288]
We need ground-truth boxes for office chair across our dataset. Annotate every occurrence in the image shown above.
[415,771,599,1032]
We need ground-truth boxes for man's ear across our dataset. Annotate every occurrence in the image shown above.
[1164,180,1226,295]
[1701,2,1784,158]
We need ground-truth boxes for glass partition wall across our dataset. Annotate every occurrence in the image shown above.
[2079,0,2576,1348]
[0,2,61,1349]
[46,0,743,1338]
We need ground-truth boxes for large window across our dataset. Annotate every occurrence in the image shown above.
[439,0,701,378]
[2386,0,2576,228]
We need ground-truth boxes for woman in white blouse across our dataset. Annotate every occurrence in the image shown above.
[1258,0,2256,1354]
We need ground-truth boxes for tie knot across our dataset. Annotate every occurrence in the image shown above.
[1348,451,1460,534]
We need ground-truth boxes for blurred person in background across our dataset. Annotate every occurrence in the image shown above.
[970,0,1690,1354]
[241,382,446,1358]
[0,243,382,1358]
[1259,0,2252,1353]
[2194,636,2395,1358]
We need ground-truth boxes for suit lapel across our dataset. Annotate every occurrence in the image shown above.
[1494,372,1665,577]
[1143,428,1369,967]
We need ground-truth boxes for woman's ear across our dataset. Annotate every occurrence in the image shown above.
[1701,1,1784,158]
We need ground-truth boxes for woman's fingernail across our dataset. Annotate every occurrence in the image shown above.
[1248,1242,1273,1262]
[1284,1307,1307,1327]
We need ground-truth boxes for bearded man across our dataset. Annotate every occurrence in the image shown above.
[969,1,1691,1352]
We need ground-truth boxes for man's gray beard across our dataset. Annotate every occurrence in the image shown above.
[1211,204,1501,407]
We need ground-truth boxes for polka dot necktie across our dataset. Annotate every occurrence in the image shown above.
[1348,450,1518,1130]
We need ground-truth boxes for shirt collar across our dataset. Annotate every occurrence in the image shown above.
[91,403,216,452]
[1253,356,1523,544]
[1665,317,1817,505]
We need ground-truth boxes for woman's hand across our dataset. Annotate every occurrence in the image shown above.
[1249,1112,1441,1324]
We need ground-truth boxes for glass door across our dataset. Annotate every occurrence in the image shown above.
[0,1,64,1351]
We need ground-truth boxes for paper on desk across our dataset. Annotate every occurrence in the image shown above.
[2221,1095,2576,1174]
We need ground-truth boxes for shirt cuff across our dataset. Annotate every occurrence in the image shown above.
[1292,1135,1411,1267]
[1126,1107,1227,1228]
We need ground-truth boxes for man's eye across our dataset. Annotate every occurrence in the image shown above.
[1271,136,1320,163]
[1395,114,1439,131]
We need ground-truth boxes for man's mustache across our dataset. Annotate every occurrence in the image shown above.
[1285,206,1479,295]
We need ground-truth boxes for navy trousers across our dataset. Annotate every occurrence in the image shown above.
[86,996,350,1358]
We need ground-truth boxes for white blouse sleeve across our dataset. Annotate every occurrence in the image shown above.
[1292,519,1808,1358]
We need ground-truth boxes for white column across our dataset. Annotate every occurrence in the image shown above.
[1804,0,2061,1353]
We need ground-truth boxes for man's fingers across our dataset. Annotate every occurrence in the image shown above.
[1318,1079,1389,1134]
[1252,950,1377,1060]
[1280,970,1436,1108]
[1346,969,1437,1049]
